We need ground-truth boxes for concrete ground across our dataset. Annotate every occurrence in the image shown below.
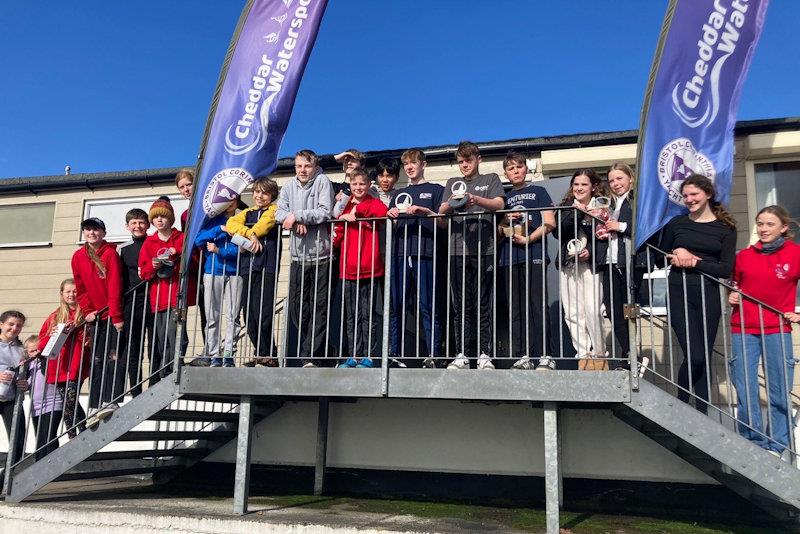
[0,477,790,533]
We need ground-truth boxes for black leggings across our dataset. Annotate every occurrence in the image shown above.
[669,279,722,414]
[56,381,86,438]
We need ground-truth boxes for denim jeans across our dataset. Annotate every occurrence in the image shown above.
[730,332,795,453]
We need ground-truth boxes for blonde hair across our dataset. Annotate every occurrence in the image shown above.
[757,205,797,239]
[54,278,83,326]
[174,168,194,187]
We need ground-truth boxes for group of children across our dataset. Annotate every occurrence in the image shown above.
[1,142,799,461]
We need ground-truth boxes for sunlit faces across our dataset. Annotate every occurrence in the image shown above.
[571,174,594,204]
[403,158,426,182]
[681,184,711,214]
[0,316,24,342]
[503,161,528,187]
[607,169,633,197]
[350,174,370,200]
[61,282,77,307]
[295,156,316,184]
[376,171,397,193]
[24,342,38,358]
[126,218,149,239]
[82,226,106,246]
[151,215,172,232]
[457,155,480,178]
[252,188,274,208]
[756,212,788,244]
[177,177,193,199]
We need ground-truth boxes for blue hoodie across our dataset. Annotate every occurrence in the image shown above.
[194,214,243,276]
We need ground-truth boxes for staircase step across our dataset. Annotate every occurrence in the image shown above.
[86,448,211,461]
[149,410,239,423]
[55,465,181,482]
[117,430,237,442]
[179,393,242,403]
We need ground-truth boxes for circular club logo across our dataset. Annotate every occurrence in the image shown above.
[657,137,716,205]
[202,167,252,216]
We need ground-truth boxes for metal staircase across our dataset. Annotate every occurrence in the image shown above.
[613,380,800,521]
[3,378,283,502]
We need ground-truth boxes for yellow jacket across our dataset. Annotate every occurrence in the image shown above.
[226,203,277,239]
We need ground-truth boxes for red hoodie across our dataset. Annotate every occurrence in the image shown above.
[38,308,89,384]
[139,229,185,313]
[71,241,124,324]
[730,240,800,334]
[333,196,388,280]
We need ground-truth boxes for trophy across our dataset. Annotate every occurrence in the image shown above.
[566,236,587,257]
[589,196,612,240]
[394,192,413,214]
[449,180,468,210]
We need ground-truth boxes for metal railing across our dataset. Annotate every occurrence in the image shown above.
[2,204,798,486]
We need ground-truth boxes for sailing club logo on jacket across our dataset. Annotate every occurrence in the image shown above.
[775,263,790,280]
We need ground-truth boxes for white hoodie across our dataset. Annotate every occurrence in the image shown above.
[0,337,24,401]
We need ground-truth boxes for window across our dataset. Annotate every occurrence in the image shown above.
[638,268,668,316]
[82,196,189,242]
[0,202,55,247]
[755,161,800,230]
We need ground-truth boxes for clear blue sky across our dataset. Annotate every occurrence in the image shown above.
[1,1,798,179]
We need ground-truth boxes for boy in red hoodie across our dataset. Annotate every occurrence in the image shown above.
[71,217,124,426]
[138,197,187,383]
[333,169,388,368]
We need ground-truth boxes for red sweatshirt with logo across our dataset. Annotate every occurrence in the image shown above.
[730,240,800,334]
[71,241,124,324]
[333,196,388,280]
[139,229,185,313]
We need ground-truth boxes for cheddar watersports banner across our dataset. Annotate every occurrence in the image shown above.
[634,0,768,248]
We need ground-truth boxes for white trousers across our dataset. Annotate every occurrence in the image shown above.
[203,274,243,359]
[559,263,605,358]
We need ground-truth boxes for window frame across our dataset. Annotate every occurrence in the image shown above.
[80,195,189,244]
[0,201,56,248]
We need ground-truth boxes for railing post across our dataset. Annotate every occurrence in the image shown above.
[2,365,28,496]
[381,220,392,395]
[625,244,639,391]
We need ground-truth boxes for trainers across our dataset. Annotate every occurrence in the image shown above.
[512,356,533,370]
[223,359,235,368]
[338,358,358,368]
[536,356,556,371]
[188,356,210,367]
[96,403,119,421]
[422,357,437,369]
[389,358,407,368]
[447,354,470,369]
[477,353,495,370]
[85,408,101,429]
[210,358,222,367]
[356,358,373,368]
[302,361,317,368]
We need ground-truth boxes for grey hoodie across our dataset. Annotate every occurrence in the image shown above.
[275,169,334,262]
[0,337,24,401]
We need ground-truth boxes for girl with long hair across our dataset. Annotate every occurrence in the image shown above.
[556,169,608,369]
[37,279,89,438]
[729,205,799,455]
[660,174,737,414]
[71,218,124,426]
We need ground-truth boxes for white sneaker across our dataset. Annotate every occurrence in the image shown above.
[302,362,317,368]
[85,409,101,429]
[536,356,556,371]
[96,403,119,421]
[512,356,533,370]
[477,353,495,370]
[447,354,469,369]
[422,357,436,369]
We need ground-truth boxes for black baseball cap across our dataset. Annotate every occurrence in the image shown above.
[80,217,106,232]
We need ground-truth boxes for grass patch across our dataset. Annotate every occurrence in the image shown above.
[247,495,790,533]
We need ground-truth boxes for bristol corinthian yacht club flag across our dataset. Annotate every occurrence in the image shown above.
[184,0,328,247]
[634,0,768,249]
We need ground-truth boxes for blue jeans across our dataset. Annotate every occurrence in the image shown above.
[389,256,441,357]
[730,332,795,452]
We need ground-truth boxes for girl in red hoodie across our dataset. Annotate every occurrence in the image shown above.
[71,217,124,426]
[333,170,388,368]
[38,278,89,438]
[729,205,800,456]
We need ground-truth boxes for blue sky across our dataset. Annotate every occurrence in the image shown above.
[1,1,797,179]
